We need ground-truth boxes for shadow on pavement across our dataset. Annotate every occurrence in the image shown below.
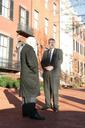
[4,89,21,108]
[0,89,85,128]
[60,94,85,105]
[59,94,85,111]
[71,88,85,92]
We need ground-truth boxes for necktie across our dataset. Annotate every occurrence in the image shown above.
[48,49,51,62]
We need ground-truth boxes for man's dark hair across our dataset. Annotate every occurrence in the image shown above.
[48,38,55,43]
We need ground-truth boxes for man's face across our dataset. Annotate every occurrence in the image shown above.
[17,35,25,42]
[49,40,55,49]
[16,35,25,49]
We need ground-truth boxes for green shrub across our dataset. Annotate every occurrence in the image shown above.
[73,82,83,88]
[81,82,85,84]
[0,76,20,89]
[0,76,44,90]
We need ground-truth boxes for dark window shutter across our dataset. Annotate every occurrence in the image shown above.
[0,0,2,15]
[10,0,14,20]
[19,6,21,24]
[26,10,29,27]
[9,37,13,62]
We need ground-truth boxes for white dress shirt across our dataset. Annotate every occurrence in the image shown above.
[50,48,54,62]
[45,48,54,71]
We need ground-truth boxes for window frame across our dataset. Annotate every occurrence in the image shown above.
[33,10,39,30]
[0,0,14,20]
[44,17,48,35]
[53,2,57,16]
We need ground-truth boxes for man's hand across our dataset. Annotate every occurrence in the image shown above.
[45,66,54,71]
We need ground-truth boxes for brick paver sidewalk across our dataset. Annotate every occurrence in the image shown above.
[0,87,85,128]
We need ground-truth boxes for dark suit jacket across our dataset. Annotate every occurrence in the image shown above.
[41,49,58,68]
[41,48,63,71]
[41,48,63,84]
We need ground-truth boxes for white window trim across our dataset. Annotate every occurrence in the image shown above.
[45,0,48,9]
[33,10,39,30]
[53,2,57,16]
[45,18,48,35]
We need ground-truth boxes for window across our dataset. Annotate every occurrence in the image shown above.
[53,24,56,39]
[82,46,84,56]
[72,23,75,33]
[73,39,76,51]
[80,30,83,39]
[53,2,56,16]
[78,61,79,73]
[83,31,85,41]
[45,0,48,9]
[33,10,39,30]
[0,34,13,67]
[0,0,14,20]
[20,7,26,27]
[75,25,80,35]
[80,44,83,55]
[76,41,79,53]
[45,18,48,35]
[19,6,29,30]
[84,47,85,56]
[80,62,83,75]
[84,63,85,75]
[2,0,9,18]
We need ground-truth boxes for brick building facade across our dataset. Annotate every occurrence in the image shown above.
[72,17,85,82]
[0,0,60,77]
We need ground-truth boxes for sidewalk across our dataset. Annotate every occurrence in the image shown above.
[0,87,85,128]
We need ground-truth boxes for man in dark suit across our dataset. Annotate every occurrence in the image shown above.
[16,35,45,120]
[41,38,63,112]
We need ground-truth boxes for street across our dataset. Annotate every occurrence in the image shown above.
[0,87,85,128]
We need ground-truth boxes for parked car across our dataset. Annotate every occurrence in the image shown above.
[60,80,73,88]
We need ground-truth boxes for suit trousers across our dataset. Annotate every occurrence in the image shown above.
[43,70,60,108]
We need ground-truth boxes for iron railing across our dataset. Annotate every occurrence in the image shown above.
[0,58,20,72]
[16,23,33,37]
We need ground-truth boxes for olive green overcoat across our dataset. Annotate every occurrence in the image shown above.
[19,44,40,99]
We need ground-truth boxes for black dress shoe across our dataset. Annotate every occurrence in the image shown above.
[22,103,29,117]
[30,112,45,120]
[53,107,58,112]
[22,103,45,120]
[41,104,51,110]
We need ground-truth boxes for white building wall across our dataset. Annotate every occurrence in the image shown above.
[60,31,73,74]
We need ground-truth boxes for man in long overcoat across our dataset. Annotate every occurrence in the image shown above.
[17,35,45,120]
[41,38,63,112]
